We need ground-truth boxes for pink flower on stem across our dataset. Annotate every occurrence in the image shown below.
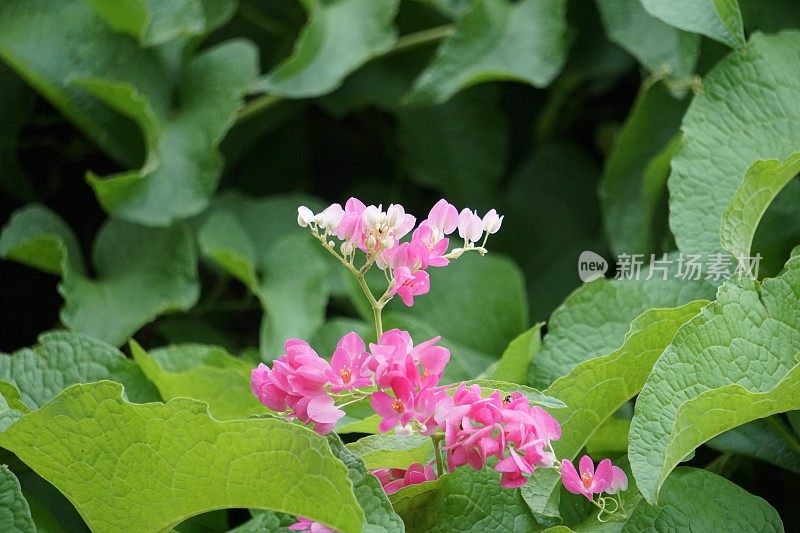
[334,197,366,242]
[389,266,430,307]
[289,516,336,533]
[292,394,345,435]
[326,332,372,392]
[425,199,459,235]
[457,208,484,244]
[371,377,416,432]
[561,455,614,501]
[496,447,535,489]
[607,466,628,494]
[378,463,438,494]
[412,225,449,267]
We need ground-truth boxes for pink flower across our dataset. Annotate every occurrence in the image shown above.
[607,466,628,494]
[385,204,416,246]
[457,208,484,243]
[369,329,414,387]
[381,240,429,271]
[496,447,534,488]
[289,516,336,533]
[334,197,366,242]
[326,332,372,392]
[390,266,430,306]
[373,463,437,494]
[371,377,416,432]
[411,225,449,267]
[425,199,459,235]
[250,340,344,434]
[561,456,614,501]
[320,203,344,231]
[410,336,450,385]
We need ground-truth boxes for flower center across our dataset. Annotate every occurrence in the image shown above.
[581,472,593,489]
[392,399,404,413]
[339,368,352,383]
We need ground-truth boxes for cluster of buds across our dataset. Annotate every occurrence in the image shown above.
[297,198,503,307]
[252,198,627,533]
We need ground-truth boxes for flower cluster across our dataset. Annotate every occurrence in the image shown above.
[298,198,503,307]
[251,198,627,532]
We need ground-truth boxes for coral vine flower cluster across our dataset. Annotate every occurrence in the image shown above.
[251,198,627,531]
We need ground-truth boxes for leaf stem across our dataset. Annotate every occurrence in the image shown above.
[432,434,445,477]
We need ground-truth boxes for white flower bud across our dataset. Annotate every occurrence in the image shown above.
[363,205,383,229]
[395,424,414,437]
[458,208,483,243]
[482,209,503,234]
[297,206,314,227]
[321,203,344,230]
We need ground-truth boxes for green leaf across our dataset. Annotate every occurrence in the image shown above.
[585,418,631,455]
[521,302,706,516]
[599,82,688,256]
[326,434,406,532]
[397,86,508,204]
[311,318,373,357]
[707,418,800,476]
[0,205,199,346]
[491,323,543,385]
[390,467,538,532]
[131,341,265,421]
[197,194,333,361]
[719,153,800,259]
[621,468,781,531]
[0,0,256,225]
[669,31,800,257]
[406,0,569,105]
[0,466,36,533]
[253,0,400,98]
[0,381,365,533]
[639,0,745,48]
[84,40,259,225]
[629,252,800,504]
[528,276,714,389]
[597,0,700,81]
[385,254,528,381]
[347,434,434,470]
[0,331,159,409]
[85,0,233,46]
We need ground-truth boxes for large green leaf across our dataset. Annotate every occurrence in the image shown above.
[521,302,707,516]
[196,193,332,361]
[719,153,800,259]
[528,276,714,389]
[390,468,538,532]
[397,86,508,205]
[406,0,569,105]
[253,0,400,98]
[669,31,800,257]
[621,468,781,531]
[490,323,543,385]
[597,0,700,81]
[0,331,158,409]
[639,0,744,48]
[599,82,688,256]
[0,465,35,533]
[0,205,199,346]
[346,434,433,470]
[131,342,264,421]
[0,381,365,533]
[384,254,528,381]
[326,434,406,532]
[629,252,800,504]
[0,0,257,225]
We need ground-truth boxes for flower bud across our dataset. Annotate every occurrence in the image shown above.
[364,205,383,229]
[396,424,414,437]
[482,209,503,234]
[458,208,483,243]
[297,206,314,227]
[341,241,354,256]
[321,203,344,230]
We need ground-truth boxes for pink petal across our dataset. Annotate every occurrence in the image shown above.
[370,391,395,417]
[578,455,595,479]
[591,459,613,493]
[307,395,344,424]
[560,459,590,499]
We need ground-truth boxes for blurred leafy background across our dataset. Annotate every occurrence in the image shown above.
[1,0,800,528]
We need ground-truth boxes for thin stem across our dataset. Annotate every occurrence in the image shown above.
[372,306,384,339]
[386,24,454,57]
[432,434,445,477]
[766,415,800,456]
[237,94,283,124]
